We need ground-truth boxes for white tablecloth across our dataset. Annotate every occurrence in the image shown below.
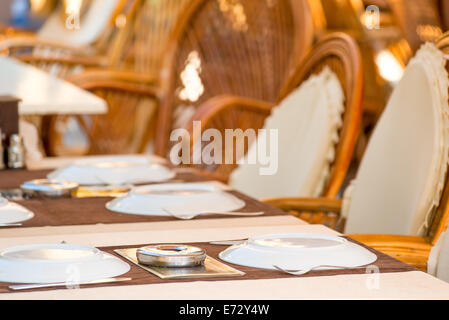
[0,222,448,300]
[1,156,448,299]
[0,57,107,115]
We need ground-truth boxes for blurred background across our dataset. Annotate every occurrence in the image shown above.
[2,0,449,276]
[1,0,448,161]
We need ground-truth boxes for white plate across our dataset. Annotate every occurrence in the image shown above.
[47,155,175,185]
[0,202,34,224]
[219,233,378,270]
[0,244,130,284]
[106,183,245,216]
[72,155,162,167]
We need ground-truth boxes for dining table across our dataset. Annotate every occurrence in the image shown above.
[0,56,107,115]
[0,155,448,300]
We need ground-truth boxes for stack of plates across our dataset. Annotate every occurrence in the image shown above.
[106,183,245,216]
[0,244,130,283]
[47,155,175,185]
[0,198,34,224]
[219,233,378,270]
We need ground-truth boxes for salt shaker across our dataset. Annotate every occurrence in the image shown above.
[7,134,26,169]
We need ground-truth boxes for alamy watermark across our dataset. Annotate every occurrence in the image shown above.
[65,5,81,30]
[365,265,380,290]
[363,5,380,30]
[169,121,279,176]
[65,264,81,290]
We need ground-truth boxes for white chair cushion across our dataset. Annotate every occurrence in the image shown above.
[428,231,445,277]
[427,230,449,282]
[229,67,344,199]
[436,232,449,282]
[38,0,119,47]
[344,43,449,235]
[341,179,356,219]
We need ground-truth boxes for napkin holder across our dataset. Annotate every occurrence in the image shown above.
[0,96,20,168]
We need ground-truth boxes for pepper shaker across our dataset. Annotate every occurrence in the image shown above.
[7,134,26,169]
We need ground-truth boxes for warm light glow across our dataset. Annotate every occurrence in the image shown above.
[64,0,83,15]
[375,50,404,83]
[115,14,127,28]
[360,10,379,30]
[178,51,205,102]
[218,0,248,31]
[416,24,443,42]
[30,0,46,12]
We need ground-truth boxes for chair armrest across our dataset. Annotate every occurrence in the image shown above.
[67,70,161,97]
[189,94,274,128]
[262,197,343,228]
[45,70,163,156]
[169,95,274,180]
[18,54,108,69]
[180,167,229,184]
[347,234,432,271]
[0,36,107,75]
[155,94,273,156]
[262,197,343,213]
[0,36,91,54]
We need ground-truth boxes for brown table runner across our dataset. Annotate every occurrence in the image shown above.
[0,169,286,228]
[0,238,416,294]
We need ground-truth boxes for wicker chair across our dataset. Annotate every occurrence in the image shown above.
[43,71,159,155]
[187,33,362,218]
[113,0,191,74]
[154,0,314,156]
[266,176,449,272]
[439,0,449,31]
[0,0,142,156]
[4,0,188,156]
[44,0,191,155]
[46,0,314,156]
[0,0,135,78]
[386,0,443,51]
[264,34,449,271]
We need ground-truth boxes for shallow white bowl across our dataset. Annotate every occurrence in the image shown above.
[48,155,175,185]
[0,201,34,224]
[219,233,378,270]
[106,183,245,216]
[0,244,130,284]
[72,155,163,166]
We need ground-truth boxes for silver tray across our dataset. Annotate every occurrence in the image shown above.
[21,179,79,198]
[115,247,245,279]
[136,244,206,268]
